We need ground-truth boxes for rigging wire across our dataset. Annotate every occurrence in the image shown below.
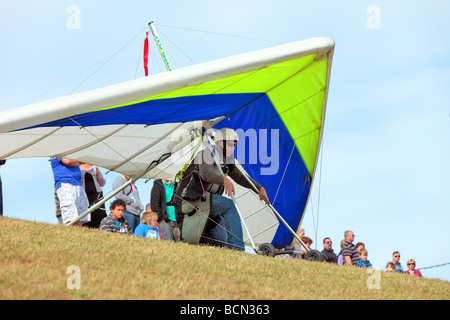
[312,132,325,248]
[23,61,106,106]
[157,24,284,44]
[111,38,143,84]
[134,36,145,79]
[309,199,317,248]
[68,26,147,94]
[63,26,151,176]
[22,25,143,105]
[25,26,147,105]
[418,262,450,271]
[157,27,196,65]
[30,23,282,104]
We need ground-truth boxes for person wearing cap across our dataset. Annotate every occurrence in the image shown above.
[174,128,269,251]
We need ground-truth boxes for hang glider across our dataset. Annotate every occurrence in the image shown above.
[0,37,335,250]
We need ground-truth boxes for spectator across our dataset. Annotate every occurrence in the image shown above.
[151,179,177,241]
[51,158,90,226]
[113,174,144,232]
[0,159,5,216]
[99,199,132,234]
[386,262,395,272]
[405,259,423,277]
[356,249,373,268]
[54,187,63,224]
[292,228,308,258]
[321,237,338,263]
[392,251,404,273]
[355,242,365,254]
[292,236,313,259]
[342,230,359,266]
[80,163,106,228]
[301,237,313,256]
[337,239,346,265]
[298,228,305,239]
[134,211,161,240]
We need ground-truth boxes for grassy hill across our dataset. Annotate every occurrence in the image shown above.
[1,216,448,300]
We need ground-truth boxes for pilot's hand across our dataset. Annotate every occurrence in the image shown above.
[223,177,235,197]
[258,187,270,204]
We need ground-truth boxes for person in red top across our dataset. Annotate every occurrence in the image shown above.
[405,258,423,277]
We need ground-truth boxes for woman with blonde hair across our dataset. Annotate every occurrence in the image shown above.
[405,258,423,277]
[337,239,346,265]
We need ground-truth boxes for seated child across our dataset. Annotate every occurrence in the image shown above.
[99,199,133,234]
[134,211,161,240]
[385,261,395,272]
[356,249,373,268]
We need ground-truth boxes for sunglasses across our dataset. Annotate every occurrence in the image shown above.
[408,263,415,265]
[225,141,237,147]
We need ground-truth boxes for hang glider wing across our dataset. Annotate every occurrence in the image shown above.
[0,37,335,248]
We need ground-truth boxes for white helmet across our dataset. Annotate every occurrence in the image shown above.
[214,128,239,142]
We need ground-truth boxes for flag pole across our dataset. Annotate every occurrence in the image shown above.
[148,21,172,71]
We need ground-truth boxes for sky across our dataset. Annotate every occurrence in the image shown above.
[0,1,449,284]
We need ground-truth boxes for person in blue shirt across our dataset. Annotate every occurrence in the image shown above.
[356,249,373,268]
[134,211,160,240]
[51,158,89,226]
[392,251,404,273]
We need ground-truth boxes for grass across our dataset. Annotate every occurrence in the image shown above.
[1,216,449,300]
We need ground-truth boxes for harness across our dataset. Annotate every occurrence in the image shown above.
[173,148,231,244]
